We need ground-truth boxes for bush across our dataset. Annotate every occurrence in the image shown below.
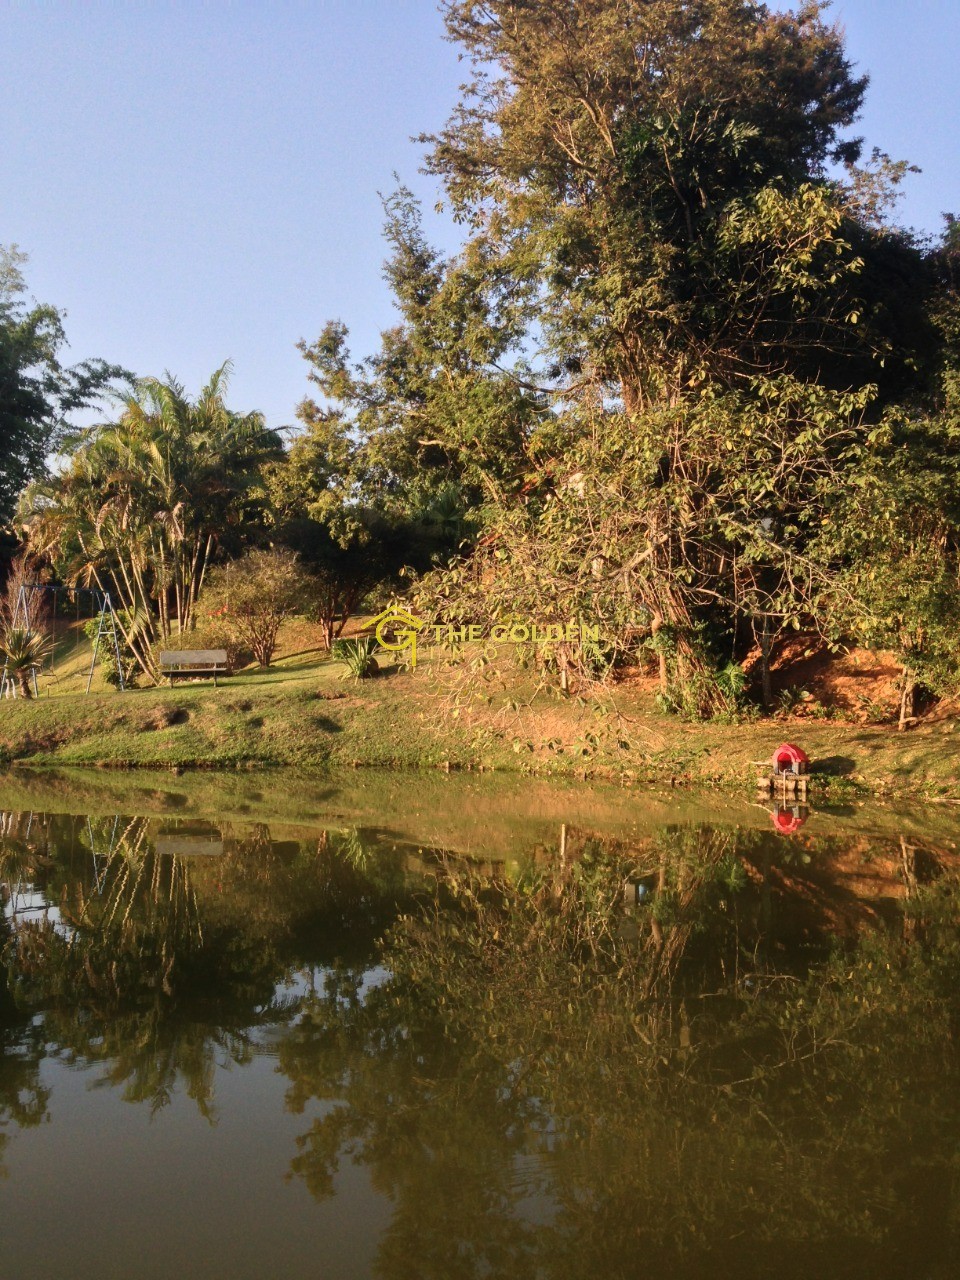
[331,636,380,679]
[169,620,253,676]
[201,549,312,668]
[83,610,141,688]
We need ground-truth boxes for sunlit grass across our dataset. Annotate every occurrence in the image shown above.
[0,616,957,797]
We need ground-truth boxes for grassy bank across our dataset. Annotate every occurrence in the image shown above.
[1,641,959,799]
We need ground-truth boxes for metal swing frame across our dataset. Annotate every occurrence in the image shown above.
[0,583,127,698]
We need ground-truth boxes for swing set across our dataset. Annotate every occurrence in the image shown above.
[0,583,127,698]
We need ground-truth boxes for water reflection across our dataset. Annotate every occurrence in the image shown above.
[1,776,960,1278]
[1,815,401,1159]
[769,801,810,834]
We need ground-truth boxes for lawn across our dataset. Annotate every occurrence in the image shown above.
[1,617,958,798]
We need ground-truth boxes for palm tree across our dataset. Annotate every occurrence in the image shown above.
[0,626,53,697]
[17,364,282,682]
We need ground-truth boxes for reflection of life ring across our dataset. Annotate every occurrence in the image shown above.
[772,806,808,835]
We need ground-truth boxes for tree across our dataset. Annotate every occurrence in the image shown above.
[411,0,943,713]
[300,189,543,524]
[426,1,888,401]
[17,365,283,680]
[262,396,378,651]
[201,548,311,667]
[813,395,960,728]
[421,378,874,709]
[0,245,127,527]
[0,625,52,698]
[269,215,535,650]
[1,551,49,632]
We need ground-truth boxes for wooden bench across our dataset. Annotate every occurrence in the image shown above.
[159,650,229,687]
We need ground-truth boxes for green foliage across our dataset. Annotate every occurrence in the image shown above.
[714,660,747,702]
[262,407,405,650]
[777,686,807,716]
[201,548,311,668]
[0,625,52,697]
[813,395,960,698]
[0,245,128,525]
[316,188,539,498]
[420,379,878,713]
[18,364,281,682]
[181,617,253,676]
[391,0,955,719]
[425,0,928,402]
[82,609,142,688]
[331,636,380,680]
[291,187,543,583]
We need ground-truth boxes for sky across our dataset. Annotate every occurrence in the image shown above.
[2,0,958,434]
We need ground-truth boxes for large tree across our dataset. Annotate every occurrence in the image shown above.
[0,245,126,528]
[412,1,945,711]
[426,0,887,403]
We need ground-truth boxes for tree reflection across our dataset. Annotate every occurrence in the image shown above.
[4,803,960,1276]
[1,811,414,1121]
[277,830,960,1279]
[0,902,50,1174]
[0,1023,49,1176]
[278,965,545,1279]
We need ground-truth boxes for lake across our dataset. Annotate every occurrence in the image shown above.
[2,767,959,1279]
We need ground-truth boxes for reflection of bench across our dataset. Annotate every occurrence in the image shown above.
[156,835,225,857]
[155,819,224,857]
[159,650,228,687]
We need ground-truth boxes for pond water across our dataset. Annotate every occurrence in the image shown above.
[2,767,960,1279]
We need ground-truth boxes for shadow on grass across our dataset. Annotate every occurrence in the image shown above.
[811,755,857,776]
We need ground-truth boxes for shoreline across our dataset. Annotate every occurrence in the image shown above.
[0,659,958,801]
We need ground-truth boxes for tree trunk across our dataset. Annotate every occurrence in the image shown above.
[558,644,570,692]
[16,669,33,699]
[898,666,917,732]
[759,617,774,709]
[649,609,669,694]
[900,837,918,942]
[645,495,727,717]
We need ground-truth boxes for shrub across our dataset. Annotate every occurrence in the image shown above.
[331,636,380,679]
[0,626,52,697]
[83,609,141,688]
[201,549,311,668]
[174,620,253,676]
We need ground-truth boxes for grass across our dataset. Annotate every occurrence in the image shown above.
[1,621,959,799]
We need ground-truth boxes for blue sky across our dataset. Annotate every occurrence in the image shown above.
[3,1,958,433]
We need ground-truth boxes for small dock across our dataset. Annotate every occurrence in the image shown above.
[758,773,809,802]
[757,742,811,803]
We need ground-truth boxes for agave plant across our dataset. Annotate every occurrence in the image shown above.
[331,636,380,680]
[0,626,53,698]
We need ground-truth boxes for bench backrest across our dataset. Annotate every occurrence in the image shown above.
[159,650,228,668]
